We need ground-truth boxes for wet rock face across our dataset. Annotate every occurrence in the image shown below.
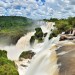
[44,33,47,37]
[19,50,35,60]
[65,29,73,34]
[73,32,75,36]
[57,45,75,75]
[30,36,35,44]
[59,35,67,41]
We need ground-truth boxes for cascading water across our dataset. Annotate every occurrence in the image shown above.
[0,20,75,75]
[15,21,58,75]
[17,23,59,75]
[0,21,60,75]
[25,36,60,75]
[16,32,35,50]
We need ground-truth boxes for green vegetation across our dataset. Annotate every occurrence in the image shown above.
[35,28,43,42]
[0,50,7,58]
[19,50,35,60]
[44,17,75,39]
[0,16,32,29]
[30,36,35,44]
[49,29,59,40]
[43,18,58,22]
[30,27,44,44]
[0,50,19,75]
[0,16,33,44]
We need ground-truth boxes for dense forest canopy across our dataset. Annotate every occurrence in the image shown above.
[0,16,33,29]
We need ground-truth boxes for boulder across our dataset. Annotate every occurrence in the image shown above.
[65,29,73,34]
[30,36,35,44]
[73,32,75,36]
[19,50,35,60]
[35,27,43,39]
[44,33,47,37]
[59,35,67,41]
[30,27,44,44]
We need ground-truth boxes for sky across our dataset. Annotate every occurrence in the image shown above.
[0,0,75,19]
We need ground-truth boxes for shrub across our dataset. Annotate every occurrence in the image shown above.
[0,57,15,66]
[0,50,7,58]
[0,64,19,75]
[0,50,19,75]
[49,29,59,40]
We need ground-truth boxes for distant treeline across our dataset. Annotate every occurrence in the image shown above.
[0,16,33,29]
[43,17,75,39]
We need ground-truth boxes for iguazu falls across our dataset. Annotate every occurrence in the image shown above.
[0,0,75,75]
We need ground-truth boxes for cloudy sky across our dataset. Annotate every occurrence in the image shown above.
[0,0,75,19]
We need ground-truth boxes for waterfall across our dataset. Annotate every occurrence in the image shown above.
[0,21,60,75]
[15,21,57,75]
[25,22,60,75]
[16,32,35,50]
[16,21,55,53]
[25,36,60,75]
[0,21,54,60]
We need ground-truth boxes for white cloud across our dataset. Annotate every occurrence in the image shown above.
[0,0,75,19]
[0,1,6,7]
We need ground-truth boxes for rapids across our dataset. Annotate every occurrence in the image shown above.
[25,36,60,75]
[0,21,74,75]
[0,21,60,75]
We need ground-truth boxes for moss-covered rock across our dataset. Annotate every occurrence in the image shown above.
[35,27,43,39]
[35,27,42,32]
[30,27,44,44]
[44,33,47,37]
[19,50,35,60]
[30,36,35,44]
[49,29,59,40]
[38,38,43,43]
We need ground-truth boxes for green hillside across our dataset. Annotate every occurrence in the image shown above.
[0,16,33,45]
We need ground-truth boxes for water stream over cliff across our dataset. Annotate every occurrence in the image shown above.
[25,36,60,75]
[0,21,69,75]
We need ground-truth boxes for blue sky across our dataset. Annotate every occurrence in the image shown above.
[0,0,75,19]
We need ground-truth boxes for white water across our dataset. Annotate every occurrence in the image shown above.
[0,21,61,75]
[25,22,60,75]
[25,36,60,75]
[15,21,56,75]
[16,32,35,50]
[0,21,75,75]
